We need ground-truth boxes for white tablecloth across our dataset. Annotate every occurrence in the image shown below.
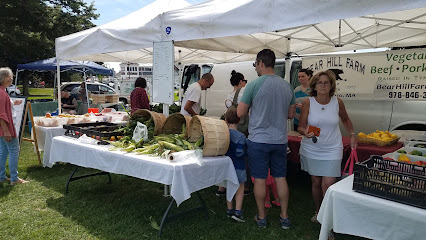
[317,175,426,240]
[49,136,239,206]
[34,126,66,167]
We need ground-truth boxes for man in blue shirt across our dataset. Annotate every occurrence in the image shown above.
[237,49,295,229]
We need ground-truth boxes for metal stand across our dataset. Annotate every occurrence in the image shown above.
[65,166,112,194]
[158,191,208,237]
[64,166,208,238]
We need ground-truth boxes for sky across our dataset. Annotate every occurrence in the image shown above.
[84,0,206,26]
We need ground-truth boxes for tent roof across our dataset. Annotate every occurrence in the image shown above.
[162,0,426,61]
[17,58,113,76]
[55,0,426,63]
[55,0,191,63]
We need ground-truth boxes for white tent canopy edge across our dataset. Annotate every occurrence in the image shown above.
[56,0,426,64]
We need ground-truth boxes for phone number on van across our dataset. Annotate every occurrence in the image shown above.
[388,92,426,99]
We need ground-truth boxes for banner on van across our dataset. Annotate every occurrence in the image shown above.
[302,48,426,101]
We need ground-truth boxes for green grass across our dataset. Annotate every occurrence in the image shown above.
[16,86,54,100]
[28,88,54,100]
[0,128,366,240]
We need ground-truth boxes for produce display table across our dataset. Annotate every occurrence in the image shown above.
[33,126,66,167]
[317,175,426,240]
[48,136,239,236]
[287,136,403,164]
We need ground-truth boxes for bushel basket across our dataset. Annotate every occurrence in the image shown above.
[188,116,229,157]
[162,113,191,136]
[132,109,166,135]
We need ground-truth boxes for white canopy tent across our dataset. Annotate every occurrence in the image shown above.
[56,0,426,64]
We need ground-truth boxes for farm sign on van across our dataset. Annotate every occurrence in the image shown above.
[302,48,426,101]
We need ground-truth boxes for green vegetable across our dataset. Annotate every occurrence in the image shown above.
[199,107,207,116]
[181,124,186,136]
[182,140,195,150]
[173,137,184,148]
[123,144,136,153]
[158,141,184,152]
[195,136,204,148]
[154,135,175,143]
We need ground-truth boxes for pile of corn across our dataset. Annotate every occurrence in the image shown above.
[109,124,203,157]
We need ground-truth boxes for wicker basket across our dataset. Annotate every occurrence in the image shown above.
[132,109,166,135]
[358,136,400,147]
[162,113,191,136]
[188,116,230,157]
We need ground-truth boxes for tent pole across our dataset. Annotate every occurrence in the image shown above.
[57,60,62,114]
[14,69,19,87]
[53,72,56,100]
[284,38,291,83]
[84,70,90,111]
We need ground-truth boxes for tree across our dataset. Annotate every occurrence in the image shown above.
[0,0,99,95]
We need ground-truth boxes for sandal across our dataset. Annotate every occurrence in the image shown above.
[10,179,29,185]
[311,211,319,223]
[272,200,281,207]
[328,230,335,240]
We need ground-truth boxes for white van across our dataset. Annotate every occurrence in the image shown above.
[179,51,426,134]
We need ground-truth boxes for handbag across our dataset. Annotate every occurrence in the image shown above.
[342,148,358,177]
[220,88,249,136]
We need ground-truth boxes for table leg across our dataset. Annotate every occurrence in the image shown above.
[65,165,112,195]
[158,191,209,238]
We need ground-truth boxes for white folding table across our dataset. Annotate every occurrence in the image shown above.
[317,175,426,240]
[49,136,239,236]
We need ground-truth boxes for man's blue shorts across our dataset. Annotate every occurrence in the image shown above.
[247,140,288,179]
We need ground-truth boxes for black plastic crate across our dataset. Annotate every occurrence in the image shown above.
[63,122,123,140]
[353,155,426,209]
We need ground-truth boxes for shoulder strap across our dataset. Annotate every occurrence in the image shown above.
[232,88,242,107]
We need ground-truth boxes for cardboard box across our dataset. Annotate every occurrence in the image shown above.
[90,94,106,104]
[105,94,119,103]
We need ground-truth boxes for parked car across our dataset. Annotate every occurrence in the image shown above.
[60,82,116,95]
[6,84,21,96]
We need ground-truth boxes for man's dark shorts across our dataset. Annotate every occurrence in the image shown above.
[247,139,288,179]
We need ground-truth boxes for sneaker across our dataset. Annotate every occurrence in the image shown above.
[10,179,29,185]
[216,189,226,196]
[279,216,291,229]
[254,214,267,228]
[311,212,319,223]
[226,209,234,218]
[244,189,253,195]
[231,210,245,222]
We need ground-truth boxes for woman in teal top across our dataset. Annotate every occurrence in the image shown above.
[294,69,313,131]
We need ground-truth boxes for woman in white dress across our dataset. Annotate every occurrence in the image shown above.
[297,70,356,225]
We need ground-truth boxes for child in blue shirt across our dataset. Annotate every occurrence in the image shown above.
[224,106,247,222]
